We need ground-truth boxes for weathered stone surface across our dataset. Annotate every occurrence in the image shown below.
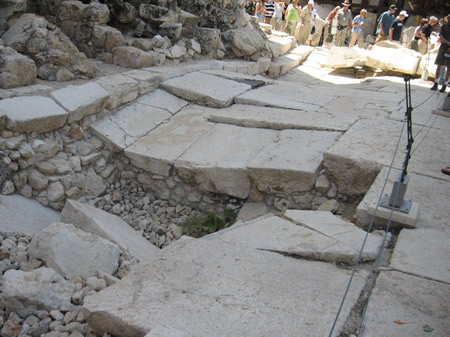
[0,96,68,133]
[83,236,368,337]
[0,194,60,234]
[236,202,270,222]
[122,70,162,95]
[201,69,272,85]
[266,35,295,58]
[145,60,222,81]
[113,46,157,68]
[248,129,341,193]
[229,27,265,57]
[1,267,76,317]
[51,82,109,123]
[267,52,308,77]
[28,222,121,279]
[206,104,356,131]
[61,199,159,262]
[160,72,251,108]
[235,81,333,112]
[208,212,383,263]
[175,124,277,199]
[321,46,368,68]
[0,46,37,89]
[389,228,450,284]
[95,74,140,109]
[366,44,421,75]
[363,271,450,337]
[159,22,182,42]
[355,167,450,230]
[137,89,188,114]
[91,24,125,52]
[124,107,214,176]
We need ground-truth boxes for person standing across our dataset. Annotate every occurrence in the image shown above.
[389,10,408,44]
[324,6,340,46]
[411,18,428,52]
[349,9,367,48]
[270,1,285,31]
[418,16,438,54]
[430,14,450,94]
[264,0,274,24]
[246,0,256,16]
[376,4,397,43]
[298,0,314,45]
[285,0,301,36]
[256,0,266,23]
[335,0,352,47]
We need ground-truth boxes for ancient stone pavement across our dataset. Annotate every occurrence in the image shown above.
[1,44,449,337]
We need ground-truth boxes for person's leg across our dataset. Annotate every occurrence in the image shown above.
[431,65,442,90]
[357,33,363,48]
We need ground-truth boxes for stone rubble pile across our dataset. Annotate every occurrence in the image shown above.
[0,228,138,337]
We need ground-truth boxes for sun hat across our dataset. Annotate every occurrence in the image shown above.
[399,10,408,17]
[389,4,397,9]
[308,0,314,7]
[342,1,351,6]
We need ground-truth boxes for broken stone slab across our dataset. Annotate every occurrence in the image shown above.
[321,46,368,69]
[95,74,140,110]
[366,44,421,75]
[323,118,405,197]
[50,82,109,123]
[236,202,270,222]
[0,96,68,133]
[175,123,277,199]
[145,60,223,81]
[206,104,356,132]
[0,194,60,234]
[122,69,162,95]
[160,72,252,108]
[201,70,273,87]
[218,59,260,75]
[0,46,37,89]
[248,129,341,193]
[1,267,76,318]
[267,53,306,77]
[61,199,159,262]
[90,116,135,151]
[235,82,334,112]
[266,35,295,58]
[82,236,368,337]
[137,89,189,115]
[363,270,450,337]
[389,228,450,284]
[207,213,383,264]
[124,106,214,176]
[28,222,121,279]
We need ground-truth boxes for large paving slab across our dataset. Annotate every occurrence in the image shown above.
[124,106,214,177]
[206,104,357,131]
[160,72,252,108]
[95,74,140,110]
[137,89,189,115]
[389,228,450,284]
[90,103,171,151]
[366,44,422,75]
[61,200,159,262]
[175,123,277,199]
[355,167,450,230]
[83,236,369,337]
[248,129,341,193]
[201,69,273,87]
[363,270,450,337]
[207,213,384,264]
[0,96,68,133]
[0,194,60,234]
[235,81,336,112]
[50,82,109,123]
[145,60,223,81]
[267,53,310,77]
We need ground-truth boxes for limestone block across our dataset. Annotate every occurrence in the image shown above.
[321,46,368,68]
[113,46,158,68]
[248,130,340,193]
[191,27,221,56]
[177,9,200,28]
[201,70,273,86]
[416,51,437,79]
[366,44,421,75]
[159,22,182,42]
[266,35,293,58]
[123,70,162,95]
[61,199,159,262]
[137,89,188,114]
[0,46,37,89]
[124,107,214,176]
[96,74,140,109]
[90,117,135,151]
[50,82,109,123]
[91,25,125,52]
[28,222,121,279]
[59,0,86,22]
[82,237,368,337]
[83,3,110,24]
[363,271,450,337]
[175,124,277,199]
[0,194,60,234]
[1,267,76,317]
[267,53,307,77]
[229,27,265,57]
[160,72,251,108]
[167,45,186,59]
[0,96,68,133]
